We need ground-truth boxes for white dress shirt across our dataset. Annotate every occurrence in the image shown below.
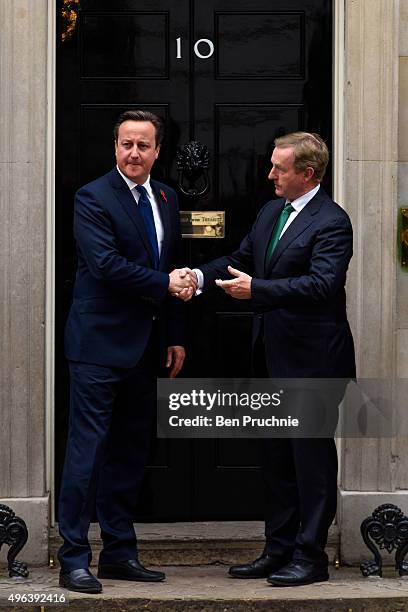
[278,183,320,238]
[194,184,320,291]
[116,165,164,256]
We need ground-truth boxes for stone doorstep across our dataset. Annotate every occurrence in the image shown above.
[1,566,408,612]
[48,521,339,567]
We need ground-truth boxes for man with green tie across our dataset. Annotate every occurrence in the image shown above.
[189,132,356,586]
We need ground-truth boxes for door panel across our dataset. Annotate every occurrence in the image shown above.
[56,0,192,521]
[188,0,332,516]
[80,13,169,79]
[56,0,332,520]
[216,12,304,79]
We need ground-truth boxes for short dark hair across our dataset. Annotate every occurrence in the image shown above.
[113,110,165,146]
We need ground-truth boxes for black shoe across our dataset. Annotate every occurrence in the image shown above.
[59,568,102,594]
[229,553,290,579]
[267,561,329,586]
[97,559,165,582]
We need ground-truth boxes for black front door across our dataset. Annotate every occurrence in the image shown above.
[56,0,332,520]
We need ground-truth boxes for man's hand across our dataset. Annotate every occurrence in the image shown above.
[166,345,186,378]
[215,266,252,299]
[169,268,197,301]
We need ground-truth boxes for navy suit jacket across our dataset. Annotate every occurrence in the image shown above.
[199,187,356,378]
[65,168,185,368]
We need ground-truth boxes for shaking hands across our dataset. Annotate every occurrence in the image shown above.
[168,265,252,302]
[169,268,198,301]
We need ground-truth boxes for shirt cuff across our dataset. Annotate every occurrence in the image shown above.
[192,268,204,295]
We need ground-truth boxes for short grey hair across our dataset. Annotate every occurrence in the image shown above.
[274,132,329,181]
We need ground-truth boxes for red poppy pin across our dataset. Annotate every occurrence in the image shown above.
[160,189,168,203]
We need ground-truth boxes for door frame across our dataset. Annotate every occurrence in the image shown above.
[46,0,57,525]
[46,0,345,524]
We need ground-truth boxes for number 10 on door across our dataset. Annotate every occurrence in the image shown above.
[176,37,215,59]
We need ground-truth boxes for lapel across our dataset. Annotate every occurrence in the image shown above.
[265,187,325,275]
[151,180,171,271]
[107,168,158,268]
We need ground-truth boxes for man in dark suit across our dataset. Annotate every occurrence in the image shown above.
[189,132,355,586]
[58,110,196,593]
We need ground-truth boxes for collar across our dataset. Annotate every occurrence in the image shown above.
[116,165,152,193]
[287,183,320,212]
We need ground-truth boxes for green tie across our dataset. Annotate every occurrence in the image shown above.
[265,203,294,267]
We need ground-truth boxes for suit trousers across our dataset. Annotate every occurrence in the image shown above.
[261,436,338,567]
[253,329,339,568]
[58,324,159,572]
